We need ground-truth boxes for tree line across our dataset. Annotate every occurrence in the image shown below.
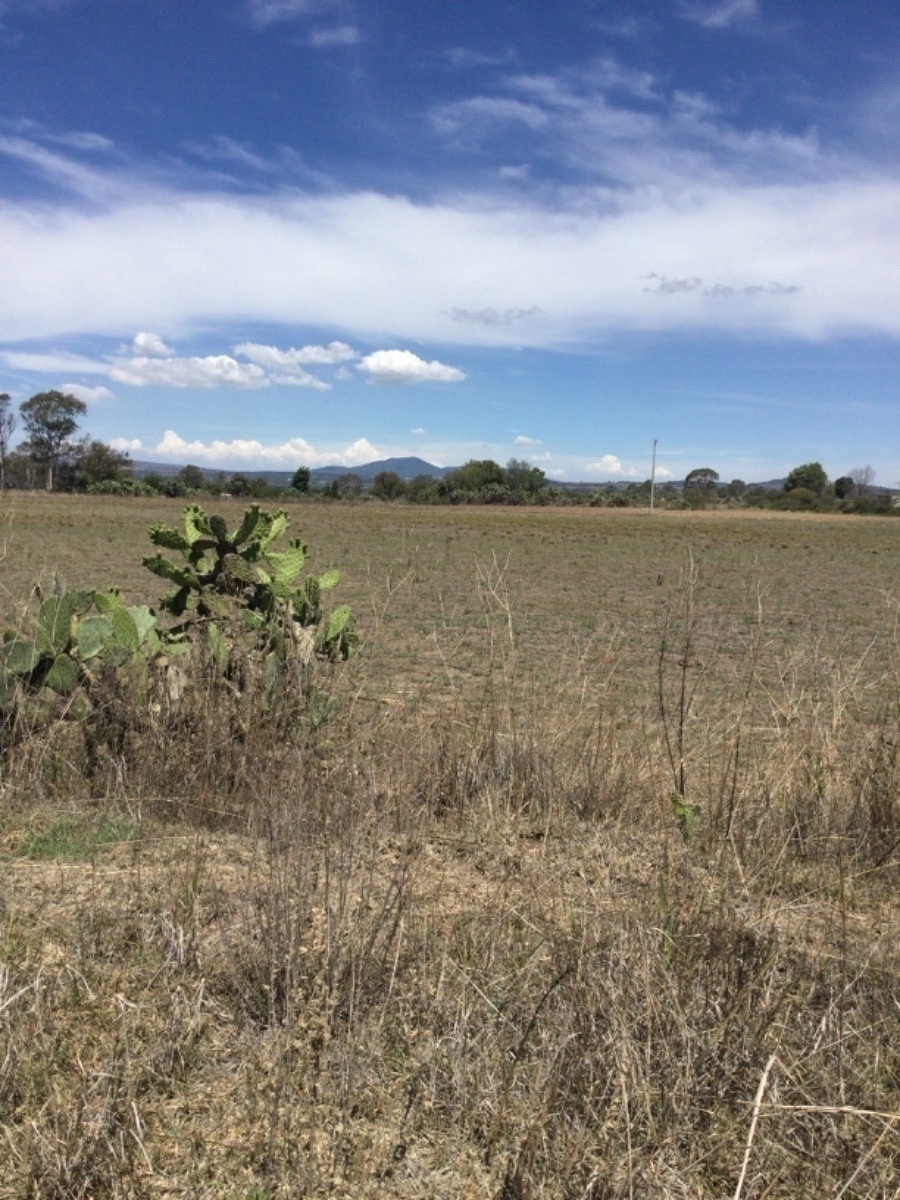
[0,392,892,514]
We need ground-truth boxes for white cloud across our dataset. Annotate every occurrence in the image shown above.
[235,339,358,367]
[110,354,268,388]
[132,331,174,358]
[585,455,629,476]
[0,350,110,374]
[247,0,335,27]
[269,373,331,390]
[110,437,143,452]
[357,349,467,385]
[410,427,426,435]
[432,97,550,137]
[308,25,359,47]
[0,145,898,348]
[514,435,542,445]
[679,0,758,29]
[59,382,114,405]
[153,429,380,468]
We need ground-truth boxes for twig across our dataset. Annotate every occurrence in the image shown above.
[733,1053,777,1200]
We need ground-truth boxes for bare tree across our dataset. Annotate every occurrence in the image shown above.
[849,465,875,496]
[0,393,15,490]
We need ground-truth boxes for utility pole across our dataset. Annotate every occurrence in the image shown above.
[650,438,658,513]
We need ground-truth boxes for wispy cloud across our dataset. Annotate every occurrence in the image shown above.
[679,0,759,30]
[446,306,542,327]
[308,24,358,46]
[0,108,898,351]
[246,0,331,27]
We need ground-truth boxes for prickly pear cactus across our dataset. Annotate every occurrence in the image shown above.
[0,585,162,722]
[144,503,356,661]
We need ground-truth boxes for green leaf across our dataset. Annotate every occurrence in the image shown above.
[76,616,113,661]
[45,653,79,694]
[318,568,341,592]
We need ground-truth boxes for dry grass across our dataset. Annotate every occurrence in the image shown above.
[1,496,899,1198]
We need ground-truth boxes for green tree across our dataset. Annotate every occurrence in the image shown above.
[19,390,87,490]
[785,462,828,496]
[70,439,132,490]
[291,466,311,494]
[444,459,504,494]
[506,457,547,498]
[371,470,406,500]
[724,479,746,500]
[0,393,15,491]
[406,473,439,503]
[177,464,207,490]
[684,467,720,491]
[834,475,854,500]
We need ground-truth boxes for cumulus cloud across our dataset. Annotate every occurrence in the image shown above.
[110,354,268,389]
[235,340,357,367]
[110,437,143,452]
[153,429,380,468]
[410,427,426,435]
[59,382,114,405]
[585,454,631,477]
[357,350,466,385]
[514,435,542,445]
[132,331,174,357]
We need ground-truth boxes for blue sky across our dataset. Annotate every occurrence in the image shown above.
[1,0,898,483]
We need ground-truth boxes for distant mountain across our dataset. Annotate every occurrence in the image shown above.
[130,456,448,485]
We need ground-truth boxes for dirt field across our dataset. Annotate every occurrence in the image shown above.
[1,495,898,1198]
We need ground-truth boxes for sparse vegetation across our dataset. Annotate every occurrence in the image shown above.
[0,497,898,1198]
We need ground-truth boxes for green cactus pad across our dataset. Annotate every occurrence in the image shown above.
[45,653,79,694]
[34,595,77,657]
[76,616,114,661]
[1,637,40,675]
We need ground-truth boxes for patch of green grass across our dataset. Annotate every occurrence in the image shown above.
[20,812,139,861]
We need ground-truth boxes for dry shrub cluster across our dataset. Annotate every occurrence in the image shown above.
[1,563,898,1199]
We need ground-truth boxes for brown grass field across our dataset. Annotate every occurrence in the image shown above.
[1,493,899,1198]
